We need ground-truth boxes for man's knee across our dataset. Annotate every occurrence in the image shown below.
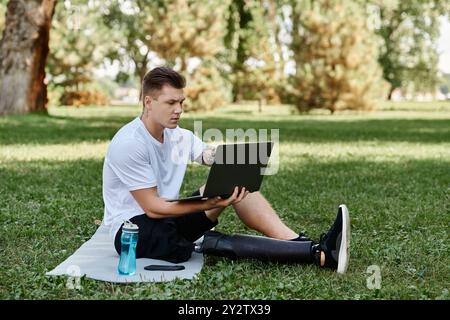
[233,190,261,205]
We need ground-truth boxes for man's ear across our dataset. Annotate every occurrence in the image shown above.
[144,95,152,111]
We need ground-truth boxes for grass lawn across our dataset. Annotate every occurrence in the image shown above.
[0,101,449,299]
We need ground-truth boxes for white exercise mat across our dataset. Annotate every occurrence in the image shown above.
[46,223,204,283]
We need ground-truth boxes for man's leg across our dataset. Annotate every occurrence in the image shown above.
[201,186,296,239]
[232,191,298,240]
[232,191,327,265]
[200,204,351,273]
[199,186,325,265]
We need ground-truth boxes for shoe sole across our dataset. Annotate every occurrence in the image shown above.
[337,204,350,274]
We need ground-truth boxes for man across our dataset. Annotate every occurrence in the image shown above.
[102,67,350,273]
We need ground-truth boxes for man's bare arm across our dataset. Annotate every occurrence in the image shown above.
[131,187,209,219]
[131,186,249,219]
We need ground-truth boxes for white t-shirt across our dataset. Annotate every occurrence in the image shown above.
[102,117,208,240]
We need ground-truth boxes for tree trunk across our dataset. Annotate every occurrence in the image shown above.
[0,0,56,115]
[267,0,285,78]
[387,86,395,100]
[135,50,149,101]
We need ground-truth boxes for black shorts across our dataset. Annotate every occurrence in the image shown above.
[114,190,218,263]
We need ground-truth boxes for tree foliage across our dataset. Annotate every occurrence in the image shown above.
[2,0,446,113]
[101,0,152,85]
[100,0,231,111]
[370,0,450,98]
[287,0,388,113]
[232,1,282,106]
[47,0,110,106]
[143,0,228,71]
[184,60,231,112]
[143,0,231,111]
[223,0,285,105]
[223,0,254,102]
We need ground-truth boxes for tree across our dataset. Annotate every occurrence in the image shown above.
[223,0,253,102]
[371,0,450,99]
[143,0,228,73]
[0,0,56,115]
[184,59,230,112]
[143,0,231,111]
[101,0,231,111]
[232,1,282,109]
[0,1,6,34]
[287,0,387,113]
[47,0,110,106]
[101,0,152,87]
[222,0,285,105]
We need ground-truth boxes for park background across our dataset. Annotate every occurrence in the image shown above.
[0,0,449,299]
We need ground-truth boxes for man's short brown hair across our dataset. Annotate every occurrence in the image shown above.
[141,67,186,104]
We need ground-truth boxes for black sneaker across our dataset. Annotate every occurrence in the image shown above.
[291,232,315,243]
[314,204,350,274]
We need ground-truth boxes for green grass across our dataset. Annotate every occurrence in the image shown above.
[0,101,449,299]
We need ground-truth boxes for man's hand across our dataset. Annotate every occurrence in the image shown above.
[201,145,216,166]
[203,186,249,210]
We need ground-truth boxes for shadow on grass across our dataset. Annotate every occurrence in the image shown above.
[0,113,135,145]
[0,112,449,145]
[188,117,450,144]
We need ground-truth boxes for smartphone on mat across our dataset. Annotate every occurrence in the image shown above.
[144,264,185,271]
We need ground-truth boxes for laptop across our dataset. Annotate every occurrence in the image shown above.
[166,141,274,202]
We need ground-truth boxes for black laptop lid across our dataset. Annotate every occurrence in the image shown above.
[203,142,274,198]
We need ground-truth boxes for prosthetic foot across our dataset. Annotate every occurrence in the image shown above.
[196,231,316,264]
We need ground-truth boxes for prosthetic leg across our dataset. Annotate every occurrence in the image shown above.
[196,230,318,264]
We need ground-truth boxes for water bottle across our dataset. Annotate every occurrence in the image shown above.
[118,220,139,276]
